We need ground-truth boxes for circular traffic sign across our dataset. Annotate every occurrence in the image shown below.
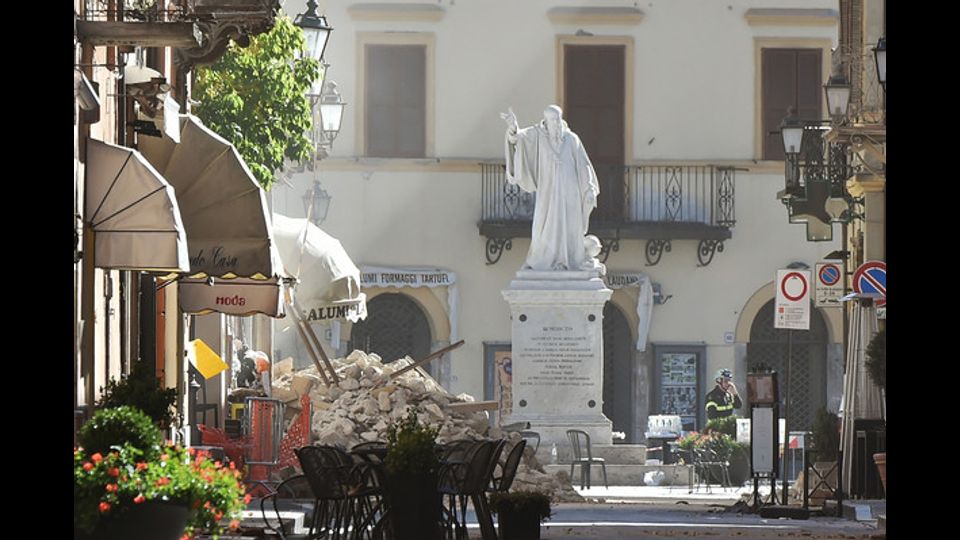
[780,271,809,302]
[853,261,886,307]
[818,264,841,286]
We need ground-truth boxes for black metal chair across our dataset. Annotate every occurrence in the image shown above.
[489,439,526,493]
[295,445,384,539]
[566,429,608,489]
[260,474,315,539]
[519,430,540,454]
[437,439,504,540]
[692,447,732,493]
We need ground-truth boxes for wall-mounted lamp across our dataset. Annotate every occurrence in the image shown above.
[652,283,672,305]
[873,37,886,88]
[302,179,332,226]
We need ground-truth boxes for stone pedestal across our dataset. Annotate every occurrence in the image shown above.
[502,269,613,450]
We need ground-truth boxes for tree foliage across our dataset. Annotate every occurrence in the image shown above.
[193,15,321,189]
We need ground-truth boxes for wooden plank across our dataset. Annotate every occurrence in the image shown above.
[446,401,498,413]
[76,21,202,48]
[291,313,330,387]
[387,340,465,381]
[293,298,341,385]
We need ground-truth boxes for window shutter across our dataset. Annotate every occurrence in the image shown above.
[366,45,426,158]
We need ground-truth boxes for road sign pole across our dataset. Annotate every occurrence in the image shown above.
[782,329,792,505]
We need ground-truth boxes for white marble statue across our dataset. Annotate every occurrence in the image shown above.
[501,105,600,272]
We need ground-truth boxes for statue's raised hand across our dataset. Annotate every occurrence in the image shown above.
[500,107,519,133]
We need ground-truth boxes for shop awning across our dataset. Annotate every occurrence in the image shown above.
[84,138,190,272]
[139,114,281,280]
[273,214,367,322]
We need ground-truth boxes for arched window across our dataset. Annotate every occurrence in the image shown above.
[349,293,432,367]
[747,299,828,431]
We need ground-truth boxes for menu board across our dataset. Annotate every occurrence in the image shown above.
[659,353,699,431]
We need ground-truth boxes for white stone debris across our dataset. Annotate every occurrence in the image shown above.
[272,350,582,503]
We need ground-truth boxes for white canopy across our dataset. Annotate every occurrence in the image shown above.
[84,138,189,272]
[139,114,282,280]
[273,214,366,322]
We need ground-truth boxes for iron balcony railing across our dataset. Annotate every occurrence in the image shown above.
[480,162,736,266]
[481,162,736,228]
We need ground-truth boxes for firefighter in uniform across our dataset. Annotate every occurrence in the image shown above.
[705,368,742,420]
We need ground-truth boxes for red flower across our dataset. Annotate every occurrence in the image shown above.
[214,511,223,522]
[91,453,103,463]
[160,454,169,462]
[82,462,93,472]
[214,461,222,468]
[107,468,120,477]
[229,519,241,530]
[243,493,252,505]
[134,494,146,504]
[155,477,170,487]
[98,502,111,513]
[203,501,212,509]
[187,447,196,455]
[229,461,236,470]
[180,534,192,540]
[105,484,118,493]
[136,462,148,471]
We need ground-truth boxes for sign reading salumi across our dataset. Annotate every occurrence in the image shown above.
[305,302,366,321]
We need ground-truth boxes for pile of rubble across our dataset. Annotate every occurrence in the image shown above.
[272,350,582,502]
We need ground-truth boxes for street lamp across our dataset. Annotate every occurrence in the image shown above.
[873,37,886,88]
[302,179,332,226]
[779,108,805,156]
[318,80,346,148]
[295,0,333,64]
[824,73,851,121]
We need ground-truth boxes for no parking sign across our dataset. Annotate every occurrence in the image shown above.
[853,261,886,308]
[815,261,843,307]
[775,269,811,330]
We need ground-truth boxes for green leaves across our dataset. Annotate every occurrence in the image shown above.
[385,409,440,476]
[194,15,321,190]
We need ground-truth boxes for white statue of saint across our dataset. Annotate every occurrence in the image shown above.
[501,105,600,271]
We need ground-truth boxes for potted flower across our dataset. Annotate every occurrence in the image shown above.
[74,407,249,540]
[489,490,552,540]
[865,329,886,494]
[384,409,442,539]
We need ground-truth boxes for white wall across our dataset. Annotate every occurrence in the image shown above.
[276,0,842,407]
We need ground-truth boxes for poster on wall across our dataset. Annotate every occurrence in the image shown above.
[494,349,513,420]
[659,353,699,431]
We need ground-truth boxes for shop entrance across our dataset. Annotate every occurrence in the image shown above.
[603,302,634,442]
[349,292,433,376]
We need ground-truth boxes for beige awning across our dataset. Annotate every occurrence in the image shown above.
[273,214,367,322]
[139,114,281,280]
[84,138,189,272]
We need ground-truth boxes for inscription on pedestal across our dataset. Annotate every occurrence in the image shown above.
[519,325,596,389]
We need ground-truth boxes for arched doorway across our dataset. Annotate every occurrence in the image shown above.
[603,302,634,442]
[349,293,432,368]
[747,300,828,431]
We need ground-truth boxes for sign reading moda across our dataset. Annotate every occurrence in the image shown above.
[775,269,811,330]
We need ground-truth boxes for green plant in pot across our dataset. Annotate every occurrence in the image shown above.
[97,360,178,429]
[384,409,442,539]
[490,490,552,540]
[74,406,248,540]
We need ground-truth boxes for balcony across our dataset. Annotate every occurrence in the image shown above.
[76,1,281,68]
[479,163,737,266]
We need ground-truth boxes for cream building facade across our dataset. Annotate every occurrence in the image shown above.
[274,0,846,443]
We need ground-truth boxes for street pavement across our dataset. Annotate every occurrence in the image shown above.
[244,483,885,539]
